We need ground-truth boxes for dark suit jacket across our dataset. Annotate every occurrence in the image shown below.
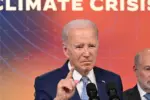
[123,85,141,100]
[34,60,123,100]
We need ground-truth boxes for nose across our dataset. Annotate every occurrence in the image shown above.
[83,47,90,57]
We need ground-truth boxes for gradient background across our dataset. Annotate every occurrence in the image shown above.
[1,0,150,100]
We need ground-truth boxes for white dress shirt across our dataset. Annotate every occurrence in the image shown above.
[68,62,98,98]
[137,83,147,100]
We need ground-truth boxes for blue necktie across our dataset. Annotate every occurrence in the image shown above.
[81,77,89,100]
[144,93,150,100]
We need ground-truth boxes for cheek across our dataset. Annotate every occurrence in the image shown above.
[91,51,98,59]
[70,51,82,61]
[139,72,148,81]
[93,49,98,55]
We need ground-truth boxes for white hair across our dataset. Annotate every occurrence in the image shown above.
[62,19,98,44]
[134,53,140,68]
[134,48,150,68]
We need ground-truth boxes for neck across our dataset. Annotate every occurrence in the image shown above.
[144,88,150,93]
[77,68,90,76]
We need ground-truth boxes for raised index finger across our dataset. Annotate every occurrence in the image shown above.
[66,67,74,79]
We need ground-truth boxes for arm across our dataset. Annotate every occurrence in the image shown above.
[34,77,53,100]
[34,68,76,100]
[117,76,123,100]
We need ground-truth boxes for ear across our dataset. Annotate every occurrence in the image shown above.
[133,65,136,71]
[133,65,138,77]
[63,43,69,58]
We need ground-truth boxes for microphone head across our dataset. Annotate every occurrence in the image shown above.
[86,83,98,98]
[106,82,117,96]
[106,82,120,100]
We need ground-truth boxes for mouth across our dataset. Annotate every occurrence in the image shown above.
[82,61,91,63]
[147,81,150,84]
[81,61,92,66]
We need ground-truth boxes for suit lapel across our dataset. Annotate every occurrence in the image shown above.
[94,67,109,100]
[96,79,108,100]
[128,85,141,100]
[71,88,80,100]
[60,60,70,78]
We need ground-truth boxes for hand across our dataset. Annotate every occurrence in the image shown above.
[55,68,77,100]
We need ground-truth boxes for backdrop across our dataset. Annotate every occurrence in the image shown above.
[1,0,150,100]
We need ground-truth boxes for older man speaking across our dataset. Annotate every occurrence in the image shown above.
[34,19,123,100]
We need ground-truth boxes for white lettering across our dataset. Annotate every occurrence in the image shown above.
[26,0,41,11]
[6,0,17,11]
[0,0,4,11]
[106,0,118,11]
[90,0,103,11]
[18,0,23,11]
[43,0,57,11]
[72,0,83,11]
[127,0,138,11]
[58,0,69,11]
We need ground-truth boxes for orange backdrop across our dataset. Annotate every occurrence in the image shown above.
[1,0,150,100]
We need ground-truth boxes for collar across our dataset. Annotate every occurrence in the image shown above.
[68,61,95,82]
[137,83,147,97]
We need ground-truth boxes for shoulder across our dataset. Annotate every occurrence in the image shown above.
[123,86,137,96]
[34,67,64,89]
[35,60,69,83]
[94,66,123,87]
[123,85,140,100]
[124,87,134,93]
[94,67,121,78]
[37,68,62,80]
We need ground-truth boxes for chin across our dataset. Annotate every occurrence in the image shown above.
[82,66,93,72]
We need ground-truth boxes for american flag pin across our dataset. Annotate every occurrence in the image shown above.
[102,80,106,83]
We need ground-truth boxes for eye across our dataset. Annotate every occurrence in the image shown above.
[144,66,150,70]
[89,44,96,48]
[145,67,150,70]
[75,45,83,48]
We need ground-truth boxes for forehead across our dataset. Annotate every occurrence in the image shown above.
[139,53,150,66]
[67,27,97,42]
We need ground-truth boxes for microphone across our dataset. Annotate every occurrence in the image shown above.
[106,82,120,100]
[86,83,100,100]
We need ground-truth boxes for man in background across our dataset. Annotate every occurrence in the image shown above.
[34,19,123,100]
[123,48,150,100]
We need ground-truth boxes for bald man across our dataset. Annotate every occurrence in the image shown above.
[123,49,150,100]
[34,19,123,100]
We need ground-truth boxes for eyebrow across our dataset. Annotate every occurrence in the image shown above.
[144,65,150,67]
[144,65,150,69]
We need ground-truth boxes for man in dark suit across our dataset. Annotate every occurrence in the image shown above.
[34,19,123,100]
[123,49,150,100]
